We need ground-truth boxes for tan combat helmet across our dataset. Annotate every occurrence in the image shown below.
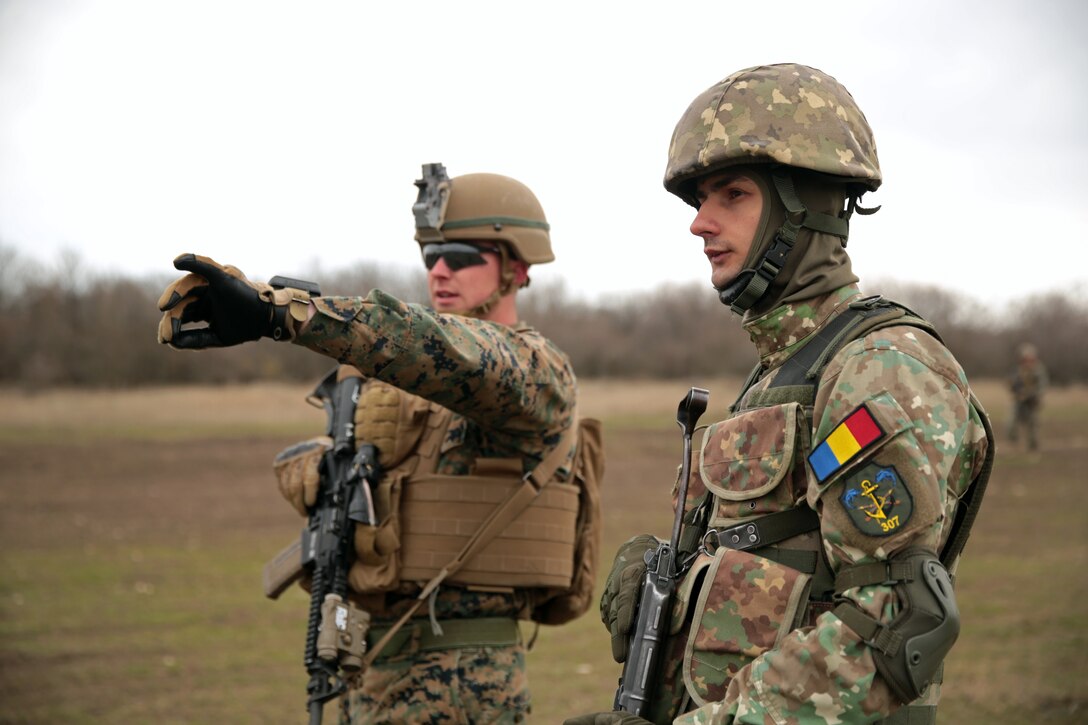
[414,165,553,263]
[663,64,882,313]
[439,173,553,264]
[412,163,553,315]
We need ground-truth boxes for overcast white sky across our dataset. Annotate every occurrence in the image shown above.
[1,0,1086,307]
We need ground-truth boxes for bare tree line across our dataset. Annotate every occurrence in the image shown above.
[1,244,1084,387]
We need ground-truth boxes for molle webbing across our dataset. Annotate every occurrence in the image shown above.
[355,382,403,468]
[360,415,579,669]
[399,466,580,588]
[394,404,581,590]
[407,402,455,477]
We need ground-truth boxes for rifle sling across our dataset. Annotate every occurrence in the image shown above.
[361,411,580,668]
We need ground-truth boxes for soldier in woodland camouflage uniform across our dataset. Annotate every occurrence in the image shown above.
[157,168,579,723]
[1007,343,1047,450]
[569,64,992,725]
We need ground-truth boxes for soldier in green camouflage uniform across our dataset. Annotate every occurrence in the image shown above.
[157,167,578,724]
[569,64,992,725]
[1007,342,1047,450]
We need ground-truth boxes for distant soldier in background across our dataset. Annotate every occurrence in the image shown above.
[1007,343,1047,450]
[157,165,602,724]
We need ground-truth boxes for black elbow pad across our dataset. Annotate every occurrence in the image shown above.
[835,548,960,703]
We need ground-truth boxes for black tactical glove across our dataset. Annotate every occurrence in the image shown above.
[157,253,313,349]
[563,712,655,725]
[600,533,661,663]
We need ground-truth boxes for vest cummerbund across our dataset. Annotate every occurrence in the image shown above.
[399,473,580,588]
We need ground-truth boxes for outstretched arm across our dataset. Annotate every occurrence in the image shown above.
[295,290,576,461]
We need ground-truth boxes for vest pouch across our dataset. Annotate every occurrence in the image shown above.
[696,398,800,511]
[348,382,450,594]
[399,458,580,589]
[348,467,407,592]
[354,379,433,472]
[683,546,812,707]
[671,551,714,635]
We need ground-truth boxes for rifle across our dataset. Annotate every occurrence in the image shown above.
[614,386,709,717]
[263,362,380,725]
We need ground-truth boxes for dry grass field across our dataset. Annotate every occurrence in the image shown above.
[1,378,1086,724]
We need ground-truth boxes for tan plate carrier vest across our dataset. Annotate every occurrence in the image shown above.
[349,374,581,594]
[344,372,583,666]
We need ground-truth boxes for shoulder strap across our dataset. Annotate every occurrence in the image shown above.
[362,411,580,667]
[748,295,938,409]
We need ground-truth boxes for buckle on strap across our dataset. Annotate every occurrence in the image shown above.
[711,507,821,553]
[716,521,762,550]
[762,231,795,271]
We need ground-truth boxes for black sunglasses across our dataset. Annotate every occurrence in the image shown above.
[421,242,500,271]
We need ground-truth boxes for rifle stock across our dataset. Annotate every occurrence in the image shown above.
[614,387,709,716]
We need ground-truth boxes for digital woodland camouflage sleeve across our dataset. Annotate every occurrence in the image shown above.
[293,290,576,459]
[676,328,987,725]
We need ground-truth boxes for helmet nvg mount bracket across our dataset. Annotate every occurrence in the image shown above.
[413,163,451,245]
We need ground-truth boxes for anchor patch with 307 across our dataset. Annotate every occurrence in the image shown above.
[838,462,914,536]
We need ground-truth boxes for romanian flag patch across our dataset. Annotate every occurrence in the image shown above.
[808,404,885,483]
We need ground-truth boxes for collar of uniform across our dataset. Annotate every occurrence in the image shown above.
[742,284,862,368]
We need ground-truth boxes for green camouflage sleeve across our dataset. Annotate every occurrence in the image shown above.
[676,327,987,725]
[292,290,576,460]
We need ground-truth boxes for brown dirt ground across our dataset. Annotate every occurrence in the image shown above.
[1,381,1086,723]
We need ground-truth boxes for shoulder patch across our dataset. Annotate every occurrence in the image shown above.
[838,462,914,536]
[808,404,885,483]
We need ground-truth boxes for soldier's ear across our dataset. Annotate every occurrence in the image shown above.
[511,260,530,288]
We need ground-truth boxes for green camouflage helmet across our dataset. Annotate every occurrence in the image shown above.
[664,64,881,205]
[416,172,554,264]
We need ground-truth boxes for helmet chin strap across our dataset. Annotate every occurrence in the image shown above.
[718,169,850,315]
